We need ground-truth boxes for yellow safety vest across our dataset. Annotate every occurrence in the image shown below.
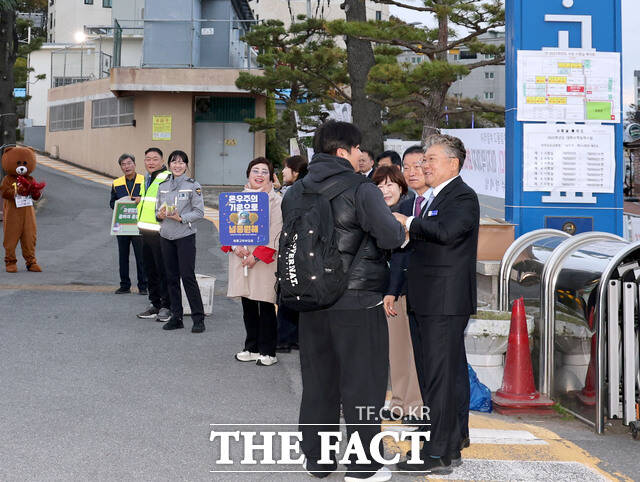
[137,170,170,231]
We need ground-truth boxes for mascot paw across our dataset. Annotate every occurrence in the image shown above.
[27,263,42,272]
[6,264,18,273]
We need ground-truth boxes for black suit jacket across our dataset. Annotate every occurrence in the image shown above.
[407,176,479,316]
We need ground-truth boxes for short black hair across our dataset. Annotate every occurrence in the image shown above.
[376,150,401,166]
[361,149,375,161]
[145,147,163,158]
[402,145,424,160]
[313,120,362,155]
[168,150,189,165]
[285,155,308,179]
[118,153,135,165]
[246,157,274,179]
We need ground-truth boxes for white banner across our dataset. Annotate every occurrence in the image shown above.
[385,128,506,198]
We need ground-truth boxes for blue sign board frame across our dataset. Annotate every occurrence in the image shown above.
[219,192,270,246]
[505,0,624,237]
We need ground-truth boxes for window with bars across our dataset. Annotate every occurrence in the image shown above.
[53,76,90,88]
[485,71,495,79]
[103,0,111,7]
[92,97,134,128]
[49,102,84,132]
[484,92,495,100]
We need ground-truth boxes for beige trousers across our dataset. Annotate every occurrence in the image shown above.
[386,295,423,413]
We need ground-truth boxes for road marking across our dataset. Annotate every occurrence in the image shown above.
[381,411,630,481]
[37,155,221,228]
[469,428,547,445]
[0,284,119,293]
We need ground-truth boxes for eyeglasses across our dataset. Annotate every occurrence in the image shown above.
[250,169,270,176]
[423,156,456,165]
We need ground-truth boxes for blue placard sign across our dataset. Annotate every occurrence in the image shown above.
[219,192,270,246]
[13,88,26,98]
[505,0,623,237]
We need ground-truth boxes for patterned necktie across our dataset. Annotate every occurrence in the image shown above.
[414,196,424,217]
[425,191,436,211]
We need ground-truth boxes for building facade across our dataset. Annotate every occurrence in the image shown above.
[29,0,266,186]
[248,0,389,26]
[448,31,506,106]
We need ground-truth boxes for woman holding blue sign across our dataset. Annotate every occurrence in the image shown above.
[223,157,283,367]
[156,150,206,333]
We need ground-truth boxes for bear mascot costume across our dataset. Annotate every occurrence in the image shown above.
[0,146,46,273]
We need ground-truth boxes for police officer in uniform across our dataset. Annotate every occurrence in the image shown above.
[156,150,206,333]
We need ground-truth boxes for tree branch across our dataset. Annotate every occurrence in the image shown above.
[370,0,434,12]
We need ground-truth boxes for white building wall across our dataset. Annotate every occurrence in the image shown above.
[27,46,56,126]
[48,0,113,43]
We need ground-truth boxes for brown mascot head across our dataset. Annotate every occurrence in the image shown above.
[1,146,37,177]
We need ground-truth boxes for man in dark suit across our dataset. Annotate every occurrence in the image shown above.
[359,149,375,178]
[393,134,479,475]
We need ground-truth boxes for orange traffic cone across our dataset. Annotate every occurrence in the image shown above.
[492,297,554,411]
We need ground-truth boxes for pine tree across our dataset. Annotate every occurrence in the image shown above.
[235,18,350,161]
[329,0,505,142]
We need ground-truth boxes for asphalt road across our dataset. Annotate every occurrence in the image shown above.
[0,165,303,480]
[1,164,638,481]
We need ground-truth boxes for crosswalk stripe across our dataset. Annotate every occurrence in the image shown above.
[469,428,547,445]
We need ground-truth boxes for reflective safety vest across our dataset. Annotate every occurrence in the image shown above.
[137,170,171,231]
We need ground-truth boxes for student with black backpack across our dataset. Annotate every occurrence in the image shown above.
[278,121,406,481]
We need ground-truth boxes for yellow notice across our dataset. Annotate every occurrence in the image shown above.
[152,115,172,141]
[526,97,546,104]
[535,76,547,83]
[548,76,567,84]
[558,62,582,69]
[548,97,568,105]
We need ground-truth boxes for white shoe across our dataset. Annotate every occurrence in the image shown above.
[256,354,278,366]
[235,350,260,362]
[344,466,392,481]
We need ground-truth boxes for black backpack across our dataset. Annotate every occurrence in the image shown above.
[276,174,368,312]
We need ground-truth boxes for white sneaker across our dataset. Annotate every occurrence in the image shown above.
[256,354,278,366]
[344,466,391,481]
[235,350,260,362]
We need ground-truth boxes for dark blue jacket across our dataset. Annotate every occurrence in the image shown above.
[386,193,415,298]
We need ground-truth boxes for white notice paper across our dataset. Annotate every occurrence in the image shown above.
[522,123,615,193]
[517,50,621,123]
[15,194,33,208]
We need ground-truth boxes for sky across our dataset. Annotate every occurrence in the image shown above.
[389,0,640,109]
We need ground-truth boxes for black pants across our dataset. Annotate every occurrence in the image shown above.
[160,234,204,323]
[141,230,169,310]
[298,306,388,477]
[412,314,469,457]
[277,304,299,345]
[241,298,277,356]
[116,235,147,290]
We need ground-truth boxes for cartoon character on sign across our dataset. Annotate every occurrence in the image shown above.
[230,211,258,227]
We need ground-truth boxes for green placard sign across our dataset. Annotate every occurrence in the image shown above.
[111,198,140,236]
[586,101,612,121]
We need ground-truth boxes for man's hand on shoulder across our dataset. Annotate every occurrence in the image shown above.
[393,212,408,227]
